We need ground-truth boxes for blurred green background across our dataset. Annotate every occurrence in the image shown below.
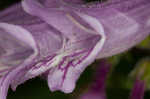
[0,0,150,99]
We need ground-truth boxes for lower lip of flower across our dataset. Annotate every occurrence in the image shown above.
[26,33,100,77]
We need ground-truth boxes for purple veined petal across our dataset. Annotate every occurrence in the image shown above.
[11,0,150,94]
[0,20,62,97]
[0,0,149,98]
[0,23,38,99]
[21,0,150,59]
[47,12,106,93]
[0,21,62,97]
[130,79,145,99]
[57,0,150,58]
[7,24,64,91]
[22,0,106,58]
[44,14,106,92]
[22,0,107,93]
[0,1,69,94]
[47,36,105,93]
[1,0,106,94]
[80,60,111,99]
[22,0,108,92]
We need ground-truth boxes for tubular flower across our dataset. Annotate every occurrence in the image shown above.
[0,0,150,99]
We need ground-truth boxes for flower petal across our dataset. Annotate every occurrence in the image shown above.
[22,0,105,37]
[9,24,63,91]
[58,0,150,58]
[47,14,106,93]
[0,23,38,99]
[0,2,64,91]
[96,0,150,58]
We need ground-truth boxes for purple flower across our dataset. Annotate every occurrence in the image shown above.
[80,59,111,99]
[0,0,150,99]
